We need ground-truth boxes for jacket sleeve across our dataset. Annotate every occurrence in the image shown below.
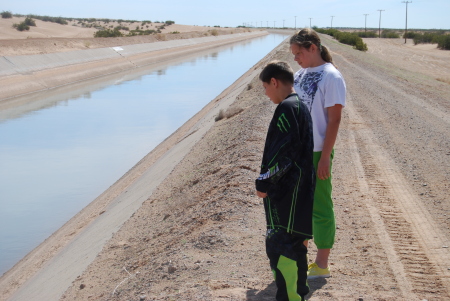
[255,104,297,193]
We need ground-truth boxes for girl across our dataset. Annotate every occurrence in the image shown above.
[290,28,346,279]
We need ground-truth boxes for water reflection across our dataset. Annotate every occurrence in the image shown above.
[0,33,289,275]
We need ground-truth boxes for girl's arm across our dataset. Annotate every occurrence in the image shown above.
[317,104,342,180]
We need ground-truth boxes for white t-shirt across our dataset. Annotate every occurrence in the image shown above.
[293,63,346,152]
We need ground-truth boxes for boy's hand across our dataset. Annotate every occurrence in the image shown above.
[256,191,267,198]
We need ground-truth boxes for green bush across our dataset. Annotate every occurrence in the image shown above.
[24,17,36,26]
[27,14,68,25]
[412,31,449,49]
[314,27,340,37]
[165,20,175,25]
[354,39,368,51]
[381,30,400,38]
[314,27,368,52]
[1,11,12,18]
[114,25,129,31]
[94,28,123,37]
[127,29,156,36]
[355,31,377,38]
[13,22,30,31]
[403,31,418,39]
[436,34,450,50]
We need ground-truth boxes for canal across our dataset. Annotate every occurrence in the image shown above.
[0,33,289,274]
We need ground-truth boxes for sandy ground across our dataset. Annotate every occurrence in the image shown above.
[1,32,450,301]
[0,17,238,56]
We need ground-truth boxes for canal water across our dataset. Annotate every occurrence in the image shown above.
[0,33,289,275]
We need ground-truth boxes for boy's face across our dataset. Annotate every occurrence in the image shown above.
[262,79,282,104]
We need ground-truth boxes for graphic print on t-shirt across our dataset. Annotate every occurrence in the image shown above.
[295,71,324,112]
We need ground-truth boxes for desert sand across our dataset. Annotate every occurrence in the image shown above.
[0,21,449,301]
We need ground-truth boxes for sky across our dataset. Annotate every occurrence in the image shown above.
[1,0,449,30]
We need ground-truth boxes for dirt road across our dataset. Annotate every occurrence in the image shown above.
[2,35,449,300]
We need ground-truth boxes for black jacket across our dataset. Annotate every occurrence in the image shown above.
[255,93,315,238]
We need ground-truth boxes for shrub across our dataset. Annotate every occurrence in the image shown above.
[215,106,244,121]
[215,109,225,122]
[437,34,450,50]
[381,30,400,38]
[412,31,449,49]
[210,29,219,36]
[1,11,12,18]
[316,28,368,52]
[354,39,368,51]
[13,22,30,31]
[24,17,36,26]
[355,31,377,38]
[314,27,340,37]
[94,28,123,37]
[114,25,129,31]
[224,106,244,118]
[28,14,68,25]
[403,31,418,39]
[128,29,156,36]
[165,20,175,25]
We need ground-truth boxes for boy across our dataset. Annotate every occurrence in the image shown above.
[255,61,315,301]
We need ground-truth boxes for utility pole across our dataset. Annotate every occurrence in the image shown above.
[331,16,334,29]
[283,19,285,28]
[294,16,297,30]
[364,14,369,32]
[267,21,269,27]
[309,18,312,28]
[377,9,385,38]
[402,1,412,43]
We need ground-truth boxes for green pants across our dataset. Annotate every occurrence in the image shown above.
[312,151,335,249]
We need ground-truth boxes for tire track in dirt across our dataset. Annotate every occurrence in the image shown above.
[346,100,450,299]
[326,34,450,300]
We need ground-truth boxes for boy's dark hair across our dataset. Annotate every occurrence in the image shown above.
[259,61,294,85]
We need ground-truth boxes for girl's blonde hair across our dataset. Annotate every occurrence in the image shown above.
[290,28,335,67]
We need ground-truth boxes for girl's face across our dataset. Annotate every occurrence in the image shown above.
[290,43,316,68]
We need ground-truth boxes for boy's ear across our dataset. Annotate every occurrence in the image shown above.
[270,77,278,87]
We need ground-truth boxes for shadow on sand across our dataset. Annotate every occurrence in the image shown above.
[245,278,328,300]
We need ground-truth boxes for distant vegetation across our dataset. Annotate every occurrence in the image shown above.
[354,31,378,38]
[93,19,174,37]
[381,30,400,39]
[12,17,37,31]
[314,27,368,51]
[13,22,29,31]
[4,12,176,33]
[404,31,450,50]
[94,28,123,37]
[1,10,12,18]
